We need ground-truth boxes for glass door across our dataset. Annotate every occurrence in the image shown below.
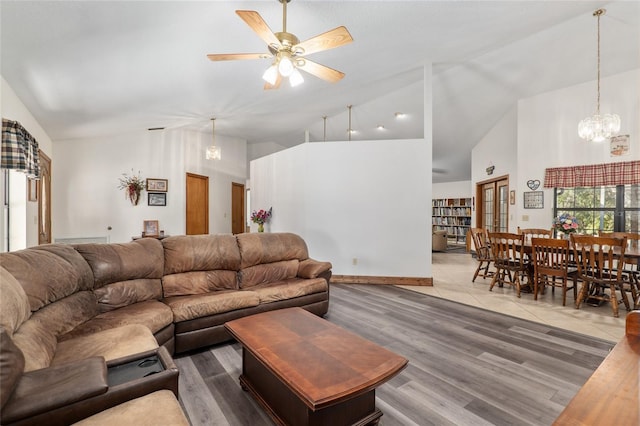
[477,177,509,232]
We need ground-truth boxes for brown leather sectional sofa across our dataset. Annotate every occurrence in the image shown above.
[0,232,332,425]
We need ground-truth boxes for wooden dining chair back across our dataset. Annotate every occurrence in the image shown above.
[488,232,530,297]
[470,228,494,282]
[599,231,639,309]
[530,237,577,306]
[571,234,629,317]
[518,228,553,244]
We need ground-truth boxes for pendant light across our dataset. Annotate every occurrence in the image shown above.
[578,9,621,143]
[206,118,221,160]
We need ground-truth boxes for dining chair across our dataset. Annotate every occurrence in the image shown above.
[571,234,629,318]
[470,228,494,282]
[599,231,639,309]
[488,232,530,297]
[518,227,553,243]
[531,237,578,306]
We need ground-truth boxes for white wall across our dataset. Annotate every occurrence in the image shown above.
[1,76,54,250]
[432,180,472,199]
[471,105,519,231]
[250,139,432,278]
[53,128,247,243]
[517,69,639,229]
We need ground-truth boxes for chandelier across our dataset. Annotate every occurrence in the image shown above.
[578,9,620,143]
[206,118,221,160]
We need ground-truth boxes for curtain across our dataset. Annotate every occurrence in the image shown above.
[1,119,40,178]
[543,160,640,188]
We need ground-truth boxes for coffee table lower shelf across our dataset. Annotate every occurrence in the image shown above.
[240,349,382,426]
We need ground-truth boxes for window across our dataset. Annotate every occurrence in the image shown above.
[554,185,639,235]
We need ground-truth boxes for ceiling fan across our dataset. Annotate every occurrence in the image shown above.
[207,0,353,89]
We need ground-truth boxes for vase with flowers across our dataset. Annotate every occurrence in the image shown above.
[251,207,272,232]
[553,213,580,239]
[118,169,145,206]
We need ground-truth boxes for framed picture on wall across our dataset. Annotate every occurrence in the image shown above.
[509,190,515,205]
[148,193,166,206]
[146,178,168,192]
[143,220,159,237]
[523,191,544,209]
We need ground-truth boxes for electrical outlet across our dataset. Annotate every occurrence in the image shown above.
[352,258,358,266]
[522,215,529,221]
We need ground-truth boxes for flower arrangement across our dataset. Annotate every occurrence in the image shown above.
[118,169,145,205]
[251,207,272,232]
[553,213,580,235]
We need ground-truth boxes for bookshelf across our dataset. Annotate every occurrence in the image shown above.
[432,198,472,244]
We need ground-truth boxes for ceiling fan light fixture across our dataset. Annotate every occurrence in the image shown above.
[289,68,304,87]
[278,53,295,77]
[262,64,279,85]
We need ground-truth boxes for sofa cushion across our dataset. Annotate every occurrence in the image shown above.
[237,232,309,269]
[0,244,94,312]
[162,234,241,274]
[58,300,174,341]
[239,259,299,289]
[72,390,189,426]
[163,290,260,322]
[12,291,99,372]
[0,266,31,335]
[0,328,25,409]
[249,278,328,304]
[51,324,158,367]
[75,239,164,311]
[162,270,238,297]
[93,278,163,312]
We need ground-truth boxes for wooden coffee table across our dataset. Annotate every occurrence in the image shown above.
[225,307,408,426]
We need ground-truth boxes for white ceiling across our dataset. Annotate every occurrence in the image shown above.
[1,1,638,183]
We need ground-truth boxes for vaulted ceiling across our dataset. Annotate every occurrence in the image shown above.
[2,1,638,183]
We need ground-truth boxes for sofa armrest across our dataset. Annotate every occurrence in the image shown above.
[1,356,108,424]
[298,258,332,279]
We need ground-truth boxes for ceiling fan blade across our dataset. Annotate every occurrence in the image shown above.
[264,74,282,90]
[207,53,271,61]
[298,59,345,83]
[236,10,281,48]
[294,26,353,56]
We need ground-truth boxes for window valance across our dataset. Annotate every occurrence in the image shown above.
[543,160,640,188]
[1,118,40,178]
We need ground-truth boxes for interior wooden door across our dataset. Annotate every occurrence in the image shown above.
[186,173,208,235]
[38,150,52,245]
[231,182,245,234]
[476,176,509,232]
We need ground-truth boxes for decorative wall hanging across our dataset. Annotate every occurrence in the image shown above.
[526,180,541,190]
[486,165,495,175]
[610,135,630,157]
[523,191,544,209]
[509,190,515,205]
[118,170,145,206]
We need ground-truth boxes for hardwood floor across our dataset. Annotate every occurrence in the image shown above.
[175,284,614,426]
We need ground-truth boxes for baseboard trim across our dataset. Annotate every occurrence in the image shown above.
[331,275,433,286]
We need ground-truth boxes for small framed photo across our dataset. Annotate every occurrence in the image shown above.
[28,178,38,202]
[146,178,168,192]
[509,190,515,205]
[143,220,159,237]
[148,192,166,206]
